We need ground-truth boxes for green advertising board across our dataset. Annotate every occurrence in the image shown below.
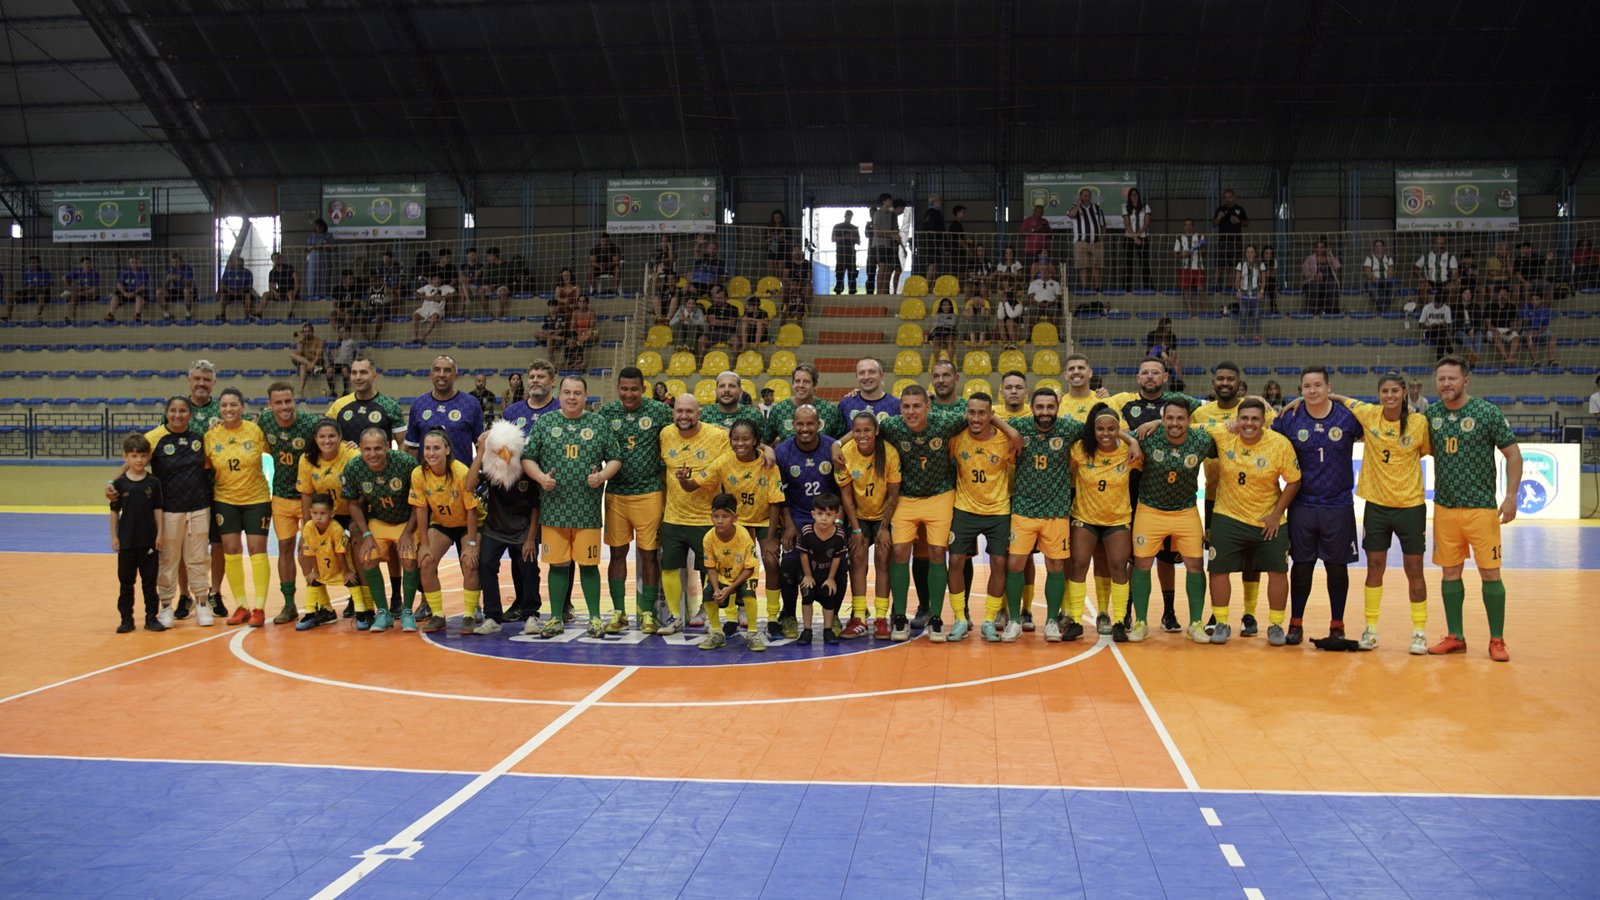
[606,177,717,234]
[1023,171,1138,229]
[50,186,152,243]
[1395,168,1518,231]
[322,183,427,238]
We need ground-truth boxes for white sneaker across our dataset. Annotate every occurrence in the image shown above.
[157,606,175,629]
[657,621,680,636]
[1001,621,1022,643]
[1044,618,1062,642]
[196,604,215,627]
[1409,629,1428,655]
[1358,627,1379,650]
[522,616,543,636]
[472,619,502,636]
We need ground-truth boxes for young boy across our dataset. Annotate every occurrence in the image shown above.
[798,492,850,645]
[109,433,165,633]
[700,493,762,651]
[297,494,360,631]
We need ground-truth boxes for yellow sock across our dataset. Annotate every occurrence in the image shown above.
[743,595,760,632]
[1242,581,1260,617]
[424,590,443,619]
[224,553,246,608]
[662,569,683,621]
[948,591,967,621]
[249,554,271,610]
[306,584,329,612]
[463,589,481,617]
[1095,575,1112,607]
[766,588,781,619]
[1269,607,1285,627]
[704,599,722,629]
[1066,579,1087,619]
[874,595,890,618]
[983,594,1004,623]
[348,583,369,612]
[852,595,868,618]
[1110,581,1129,624]
[1363,585,1382,627]
[1409,599,1428,629]
[1213,605,1231,624]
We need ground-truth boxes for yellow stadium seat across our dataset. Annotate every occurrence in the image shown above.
[1030,321,1060,346]
[741,378,757,399]
[963,378,992,398]
[933,274,962,297]
[756,276,783,297]
[764,378,792,402]
[636,351,663,377]
[666,351,697,377]
[700,350,730,377]
[962,350,993,376]
[759,297,778,318]
[775,323,804,347]
[1035,377,1063,395]
[927,348,953,367]
[676,276,689,290]
[697,296,711,309]
[664,378,688,399]
[893,349,924,376]
[735,350,765,377]
[901,275,929,297]
[767,350,797,377]
[694,378,717,405]
[996,349,1027,374]
[895,323,925,347]
[643,325,672,349]
[1032,349,1062,376]
[727,276,752,300]
[729,298,745,316]
[892,377,919,396]
[897,297,927,320]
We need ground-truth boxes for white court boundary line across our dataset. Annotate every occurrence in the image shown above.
[0,629,234,705]
[309,665,638,900]
[1108,642,1200,790]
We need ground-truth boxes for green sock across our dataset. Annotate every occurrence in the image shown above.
[890,561,910,617]
[1005,570,1025,619]
[637,583,658,616]
[362,568,387,611]
[927,562,949,620]
[401,569,420,613]
[1044,571,1065,620]
[609,577,626,613]
[1185,571,1207,624]
[1130,567,1151,624]
[1442,579,1466,638]
[579,565,602,618]
[548,565,573,621]
[1482,579,1506,639]
[279,581,296,606]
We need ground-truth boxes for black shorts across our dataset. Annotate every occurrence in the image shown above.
[430,523,469,547]
[1287,505,1359,565]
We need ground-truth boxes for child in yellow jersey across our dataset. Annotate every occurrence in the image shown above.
[1066,403,1142,641]
[685,419,784,632]
[295,494,362,630]
[410,428,482,635]
[205,388,274,627]
[699,493,763,651]
[832,410,902,636]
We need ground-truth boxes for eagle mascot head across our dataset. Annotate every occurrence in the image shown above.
[481,420,527,490]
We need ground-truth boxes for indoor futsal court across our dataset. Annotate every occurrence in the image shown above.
[1,509,1596,899]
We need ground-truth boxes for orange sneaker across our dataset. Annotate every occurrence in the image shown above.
[1488,638,1509,662]
[248,609,266,628]
[225,606,250,626]
[840,616,869,639]
[1428,634,1468,655]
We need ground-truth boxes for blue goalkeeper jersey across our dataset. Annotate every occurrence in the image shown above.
[1271,403,1362,508]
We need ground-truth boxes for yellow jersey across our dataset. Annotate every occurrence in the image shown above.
[701,450,784,528]
[1209,429,1300,525]
[409,459,479,528]
[297,445,360,515]
[702,524,758,585]
[950,429,1014,516]
[1194,400,1276,499]
[205,420,270,506]
[1070,442,1141,526]
[299,519,350,583]
[1345,399,1431,508]
[833,439,902,521]
[659,423,729,525]
[1059,392,1100,424]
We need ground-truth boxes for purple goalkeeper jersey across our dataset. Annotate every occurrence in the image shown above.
[1271,402,1362,508]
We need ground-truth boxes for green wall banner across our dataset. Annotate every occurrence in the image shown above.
[50,186,152,242]
[606,177,717,233]
[1395,168,1518,231]
[322,183,427,238]
[1023,171,1138,229]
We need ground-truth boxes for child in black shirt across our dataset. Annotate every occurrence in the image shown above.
[109,433,165,633]
[798,493,849,644]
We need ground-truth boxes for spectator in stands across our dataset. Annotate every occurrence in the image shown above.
[290,324,326,394]
[1484,241,1513,296]
[1415,235,1459,305]
[950,204,976,273]
[1020,202,1052,267]
[1363,239,1396,311]
[1262,380,1285,411]
[1486,287,1523,366]
[888,198,908,294]
[329,268,362,332]
[918,196,945,282]
[865,193,897,295]
[831,211,860,294]
[759,387,775,415]
[159,252,196,320]
[995,246,1023,296]
[372,250,405,303]
[1513,241,1555,303]
[502,373,525,410]
[929,297,958,358]
[1236,244,1266,342]
[326,324,357,396]
[1301,238,1342,315]
[567,295,599,368]
[1122,188,1152,291]
[654,381,672,404]
[554,267,581,311]
[782,245,811,321]
[734,294,769,351]
[1418,293,1455,359]
[1028,250,1054,283]
[1173,218,1206,313]
[3,254,51,322]
[965,245,994,296]
[649,235,677,308]
[764,210,793,281]
[1026,262,1065,330]
[689,240,727,294]
[1261,246,1280,314]
[1572,237,1599,291]
[1210,188,1248,279]
[1066,187,1108,294]
[588,235,622,293]
[960,288,990,348]
[706,286,739,346]
[482,248,511,317]
[1521,291,1556,366]
[108,255,151,322]
[305,218,335,298]
[459,247,486,314]
[995,290,1025,349]
[508,254,533,293]
[667,292,707,358]
[433,248,458,293]
[1406,379,1429,414]
[62,255,100,322]
[265,251,300,319]
[1453,286,1483,369]
[216,256,255,322]
[468,373,499,422]
[1588,375,1600,415]
[412,272,453,343]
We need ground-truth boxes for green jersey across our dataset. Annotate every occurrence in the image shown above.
[932,396,967,415]
[523,411,619,528]
[1427,396,1515,509]
[1011,415,1085,519]
[1137,428,1216,511]
[340,450,419,525]
[257,410,321,499]
[701,404,765,436]
[763,397,845,444]
[598,398,672,496]
[880,408,966,498]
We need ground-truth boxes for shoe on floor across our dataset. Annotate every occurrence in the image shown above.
[1327,620,1346,641]
[1358,627,1379,650]
[117,619,135,634]
[641,613,660,635]
[209,593,228,618]
[1112,622,1128,643]
[419,616,447,633]
[872,617,891,640]
[1062,618,1084,642]
[698,631,726,650]
[746,631,766,652]
[890,615,910,642]
[471,619,502,636]
[295,612,320,631]
[1488,638,1509,662]
[144,616,167,632]
[521,616,544,636]
[400,611,418,632]
[780,617,799,640]
[1096,612,1112,635]
[823,628,839,645]
[926,616,946,643]
[1001,621,1022,643]
[248,609,265,628]
[371,610,393,632]
[948,619,971,642]
[174,595,194,620]
[1128,621,1148,643]
[538,619,565,639]
[585,620,606,638]
[1161,610,1181,633]
[1286,624,1304,645]
[1240,614,1258,637]
[657,619,680,636]
[1020,611,1035,632]
[1188,622,1209,644]
[315,607,337,626]
[1428,634,1467,655]
[196,604,215,627]
[604,610,628,634]
[1210,622,1232,644]
[354,611,373,632]
[226,606,250,626]
[980,621,1000,642]
[1409,630,1428,655]
[156,606,175,629]
[272,603,298,626]
[840,616,868,639]
[1044,618,1062,642]
[910,609,930,630]
[1267,624,1286,646]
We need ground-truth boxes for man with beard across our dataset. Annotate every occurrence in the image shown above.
[1193,360,1275,636]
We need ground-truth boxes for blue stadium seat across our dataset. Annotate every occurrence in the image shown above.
[1281,288,1303,296]
[1359,338,1386,347]
[370,341,399,350]
[513,340,539,349]
[132,397,163,407]
[457,341,484,349]
[101,343,127,352]
[44,397,74,406]
[132,370,158,378]
[484,341,512,349]
[1204,338,1229,347]
[1195,312,1223,319]
[1131,288,1157,296]
[1297,338,1324,346]
[1265,338,1292,347]
[1243,366,1270,376]
[1109,338,1136,347]
[1275,366,1300,376]
[1392,338,1420,347]
[1114,366,1138,376]
[1159,288,1182,296]
[1135,311,1163,320]
[127,343,154,351]
[1078,338,1106,348]
[236,342,262,351]
[1503,367,1531,376]
[1484,395,1514,405]
[158,370,185,378]
[1517,395,1548,406]
[241,369,267,378]
[262,342,291,351]
[1552,395,1584,407]
[77,397,108,406]
[1401,366,1431,375]
[1176,337,1199,347]
[1167,311,1191,319]
[1104,311,1130,320]
[1569,366,1599,376]
[1338,366,1366,376]
[1288,312,1314,320]
[1339,288,1363,296]
[1328,338,1355,347]
[1101,289,1126,297]
[1346,312,1376,321]
[154,343,181,351]
[21,371,45,379]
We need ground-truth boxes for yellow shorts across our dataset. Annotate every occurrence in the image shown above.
[363,518,417,567]
[271,496,303,541]
[890,492,955,548]
[1010,514,1072,560]
[1432,506,1502,569]
[1132,504,1204,559]
[605,491,663,551]
[544,526,603,566]
[309,551,348,584]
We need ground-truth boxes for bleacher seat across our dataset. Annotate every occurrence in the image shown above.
[767,350,797,377]
[963,378,991,398]
[663,379,687,399]
[1244,366,1270,376]
[756,276,783,298]
[1552,395,1584,407]
[895,324,925,347]
[758,297,778,319]
[1517,395,1547,406]
[741,378,758,400]
[726,276,752,300]
[636,352,663,377]
[962,350,992,376]
[1484,395,1514,406]
[1030,322,1059,346]
[893,350,924,377]
[901,275,929,297]
[693,379,716,405]
[735,351,764,377]
[1032,350,1061,376]
[764,378,791,402]
[996,349,1026,374]
[774,323,804,347]
[932,275,961,297]
[1035,377,1063,395]
[892,377,919,396]
[898,298,927,320]
[665,351,696,377]
[699,350,730,377]
[643,325,671,349]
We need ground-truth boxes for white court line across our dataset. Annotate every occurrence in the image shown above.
[0,629,234,705]
[1107,642,1199,790]
[1220,843,1245,867]
[309,665,638,900]
[1244,888,1266,899]
[1201,806,1222,827]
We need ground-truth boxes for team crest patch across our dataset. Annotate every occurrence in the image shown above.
[242,441,253,451]
[1296,429,1310,442]
[610,420,622,430]
[1255,457,1269,469]
[389,477,403,491]
[367,411,381,423]
[1208,545,1217,560]
[1151,449,1166,462]
[292,438,305,450]
[1115,463,1126,473]
[639,417,653,429]
[517,481,530,492]
[190,440,200,451]
[422,409,433,419]
[1048,437,1064,450]
[1129,405,1141,418]
[448,409,462,422]
[362,482,374,492]
[1461,417,1476,432]
[551,426,563,437]
[851,469,863,480]
[580,428,594,440]
[819,461,832,475]
[1400,434,1413,447]
[1431,418,1444,429]
[215,513,224,526]
[1135,534,1147,547]
[164,444,176,455]
[1328,427,1343,442]
[929,438,944,450]
[789,465,802,476]
[212,443,224,453]
[1184,454,1199,468]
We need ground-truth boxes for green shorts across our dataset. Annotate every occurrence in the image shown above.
[1071,520,1129,541]
[746,525,770,543]
[1363,502,1427,556]
[949,510,1010,557]
[857,519,883,545]
[661,521,710,570]
[1207,512,1289,574]
[214,501,271,537]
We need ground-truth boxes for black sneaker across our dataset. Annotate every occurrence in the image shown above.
[797,628,814,643]
[910,608,930,630]
[1020,611,1035,632]
[1204,614,1216,636]
[315,607,338,626]
[342,600,356,619]
[1112,622,1128,643]
[416,601,433,619]
[1240,614,1259,637]
[502,607,526,622]
[1122,606,1134,629]
[1062,618,1085,642]
[117,620,135,634]
[823,628,839,645]
[209,592,228,618]
[723,621,738,637]
[1160,609,1181,633]
[144,616,167,632]
[1286,624,1304,645]
[767,620,783,639]
[174,595,194,620]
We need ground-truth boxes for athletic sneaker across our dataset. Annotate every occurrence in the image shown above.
[723,621,738,637]
[144,615,167,632]
[1001,621,1022,643]
[1358,627,1379,650]
[1210,622,1232,644]
[1204,614,1216,635]
[1285,624,1304,646]
[248,609,265,628]
[471,619,502,636]
[1062,618,1084,642]
[797,628,814,643]
[1267,624,1286,646]
[980,621,1001,642]
[780,617,799,639]
[585,620,606,638]
[657,620,680,636]
[400,611,418,633]
[295,613,319,631]
[538,619,565,639]
[521,616,543,636]
[174,596,194,620]
[689,613,706,629]
[196,604,215,627]
[1488,638,1509,662]
[1187,622,1209,644]
[1409,630,1428,655]
[208,593,227,619]
[873,617,891,640]
[116,619,134,634]
[1096,612,1112,635]
[1161,610,1180,633]
[1240,614,1258,638]
[640,613,660,635]
[156,606,175,629]
[823,628,839,645]
[746,631,766,652]
[698,631,726,650]
[926,616,947,643]
[890,615,910,642]
[416,601,433,619]
[840,617,869,639]
[226,606,250,626]
[910,608,930,630]
[1128,621,1148,643]
[563,605,576,624]
[342,600,356,619]
[371,609,393,632]
[1122,606,1134,629]
[1021,611,1035,632]
[1328,622,1346,641]
[355,611,373,632]
[766,620,782,640]
[604,611,628,634]
[948,619,971,642]
[420,616,447,633]
[502,608,527,623]
[1428,634,1467,655]
[994,607,1008,628]
[829,618,844,638]
[1044,618,1062,642]
[315,608,337,626]
[273,603,298,626]
[1112,622,1128,643]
